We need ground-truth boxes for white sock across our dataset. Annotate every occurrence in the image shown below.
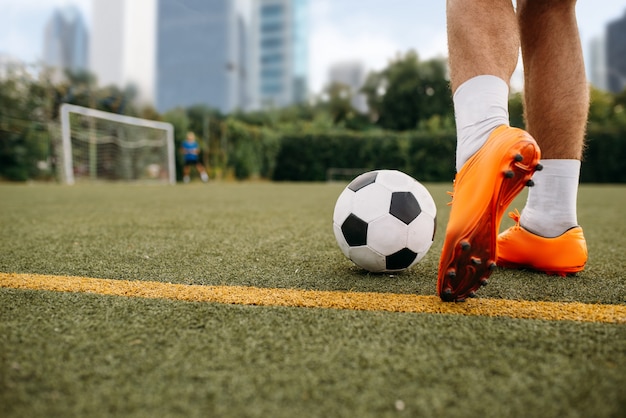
[453,75,510,171]
[519,159,581,238]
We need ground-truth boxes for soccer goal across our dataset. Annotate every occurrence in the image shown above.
[58,104,176,185]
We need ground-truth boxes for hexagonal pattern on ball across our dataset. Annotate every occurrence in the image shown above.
[409,182,437,218]
[367,215,408,255]
[341,214,368,246]
[350,183,391,223]
[348,246,386,272]
[407,215,436,263]
[347,171,378,192]
[390,191,421,224]
[375,170,414,191]
[332,169,438,273]
[386,248,418,271]
[332,188,355,226]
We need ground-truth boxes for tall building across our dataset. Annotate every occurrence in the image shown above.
[589,36,607,91]
[249,0,309,109]
[606,9,626,94]
[43,5,88,81]
[90,0,156,105]
[156,0,248,113]
[328,61,368,113]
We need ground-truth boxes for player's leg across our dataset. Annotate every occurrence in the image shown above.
[183,162,191,183]
[518,0,587,161]
[447,0,519,169]
[447,0,519,93]
[197,163,209,182]
[438,0,542,301]
[497,0,588,274]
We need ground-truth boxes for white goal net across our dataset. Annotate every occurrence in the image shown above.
[58,104,176,185]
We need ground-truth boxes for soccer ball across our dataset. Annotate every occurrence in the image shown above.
[333,170,437,272]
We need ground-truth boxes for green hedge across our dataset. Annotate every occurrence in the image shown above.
[269,128,625,183]
[272,130,456,182]
[581,128,626,183]
[4,114,624,184]
[206,121,626,183]
[222,119,281,180]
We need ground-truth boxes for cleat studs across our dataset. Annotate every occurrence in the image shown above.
[514,153,523,162]
[441,288,454,302]
[471,257,482,265]
[535,163,543,171]
[460,241,471,251]
[526,179,535,187]
[488,261,497,271]
[447,270,456,279]
[455,297,466,303]
[468,291,477,298]
[480,278,489,287]
[504,170,515,178]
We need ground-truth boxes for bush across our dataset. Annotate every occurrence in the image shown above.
[272,130,456,182]
[223,119,282,180]
[582,128,626,183]
[271,126,626,183]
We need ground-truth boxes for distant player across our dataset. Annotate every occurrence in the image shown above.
[181,131,209,183]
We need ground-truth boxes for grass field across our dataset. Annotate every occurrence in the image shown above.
[1,182,625,417]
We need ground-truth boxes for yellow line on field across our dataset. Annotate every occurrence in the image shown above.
[1,272,625,324]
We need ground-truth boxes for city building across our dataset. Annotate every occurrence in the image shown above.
[606,9,626,94]
[589,36,607,91]
[249,0,309,109]
[43,4,88,82]
[87,0,308,113]
[328,61,368,113]
[90,0,156,105]
[156,0,248,113]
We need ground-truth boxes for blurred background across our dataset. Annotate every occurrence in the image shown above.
[1,0,625,182]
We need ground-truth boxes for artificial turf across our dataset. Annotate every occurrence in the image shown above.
[0,182,625,417]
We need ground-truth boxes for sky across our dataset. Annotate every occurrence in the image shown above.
[0,0,625,95]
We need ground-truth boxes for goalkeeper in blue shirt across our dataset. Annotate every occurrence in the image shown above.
[181,131,209,183]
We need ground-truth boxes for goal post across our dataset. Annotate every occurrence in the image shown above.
[59,104,176,185]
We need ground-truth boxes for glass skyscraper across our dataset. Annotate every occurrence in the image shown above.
[251,0,309,109]
[291,0,309,104]
[43,5,88,80]
[156,0,247,113]
[155,0,307,113]
[607,9,626,94]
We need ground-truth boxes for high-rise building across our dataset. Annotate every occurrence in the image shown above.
[90,0,156,105]
[589,36,607,91]
[328,61,368,113]
[156,0,248,113]
[43,5,88,81]
[606,9,626,94]
[249,0,309,109]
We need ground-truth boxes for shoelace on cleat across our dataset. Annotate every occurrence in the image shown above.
[446,190,454,206]
[508,208,521,225]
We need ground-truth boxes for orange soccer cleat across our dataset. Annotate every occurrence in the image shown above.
[497,210,587,276]
[438,125,542,301]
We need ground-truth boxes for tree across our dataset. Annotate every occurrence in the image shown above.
[0,67,53,180]
[508,92,525,129]
[361,51,453,131]
[321,81,354,124]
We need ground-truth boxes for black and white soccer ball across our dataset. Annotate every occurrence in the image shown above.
[333,170,437,273]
